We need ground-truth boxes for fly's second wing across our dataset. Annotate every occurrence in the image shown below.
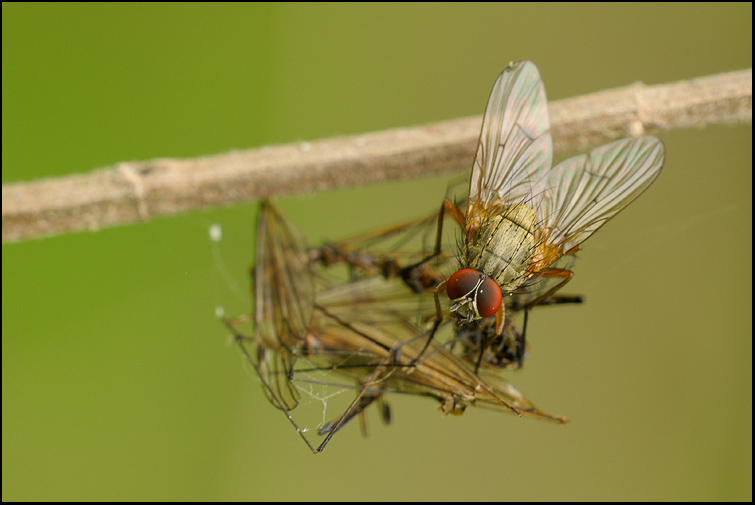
[532,136,665,265]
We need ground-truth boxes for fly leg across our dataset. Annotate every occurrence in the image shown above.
[318,392,385,437]
[510,267,575,369]
[434,199,466,256]
[524,268,575,309]
[471,304,506,373]
[472,267,580,372]
[522,244,581,309]
[518,308,530,368]
[511,293,584,311]
[358,395,392,437]
[315,346,398,452]
[410,199,467,364]
[403,198,465,274]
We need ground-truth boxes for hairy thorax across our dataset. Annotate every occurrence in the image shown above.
[462,203,538,292]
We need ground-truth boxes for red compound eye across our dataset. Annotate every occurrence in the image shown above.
[475,277,502,318]
[447,268,481,300]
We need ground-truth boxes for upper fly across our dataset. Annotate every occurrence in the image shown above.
[431,61,664,343]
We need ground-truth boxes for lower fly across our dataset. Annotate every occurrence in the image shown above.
[223,201,569,454]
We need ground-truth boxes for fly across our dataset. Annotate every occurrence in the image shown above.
[424,61,665,355]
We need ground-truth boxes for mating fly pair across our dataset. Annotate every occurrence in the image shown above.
[225,60,665,453]
[224,201,566,454]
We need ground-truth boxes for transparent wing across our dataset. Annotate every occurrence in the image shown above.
[254,201,315,410]
[256,201,314,347]
[534,136,665,253]
[468,60,552,212]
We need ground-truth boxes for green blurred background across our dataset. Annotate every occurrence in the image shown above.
[3,3,751,501]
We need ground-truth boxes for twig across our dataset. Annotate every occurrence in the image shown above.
[2,68,751,243]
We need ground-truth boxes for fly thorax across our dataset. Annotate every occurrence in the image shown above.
[463,204,538,292]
